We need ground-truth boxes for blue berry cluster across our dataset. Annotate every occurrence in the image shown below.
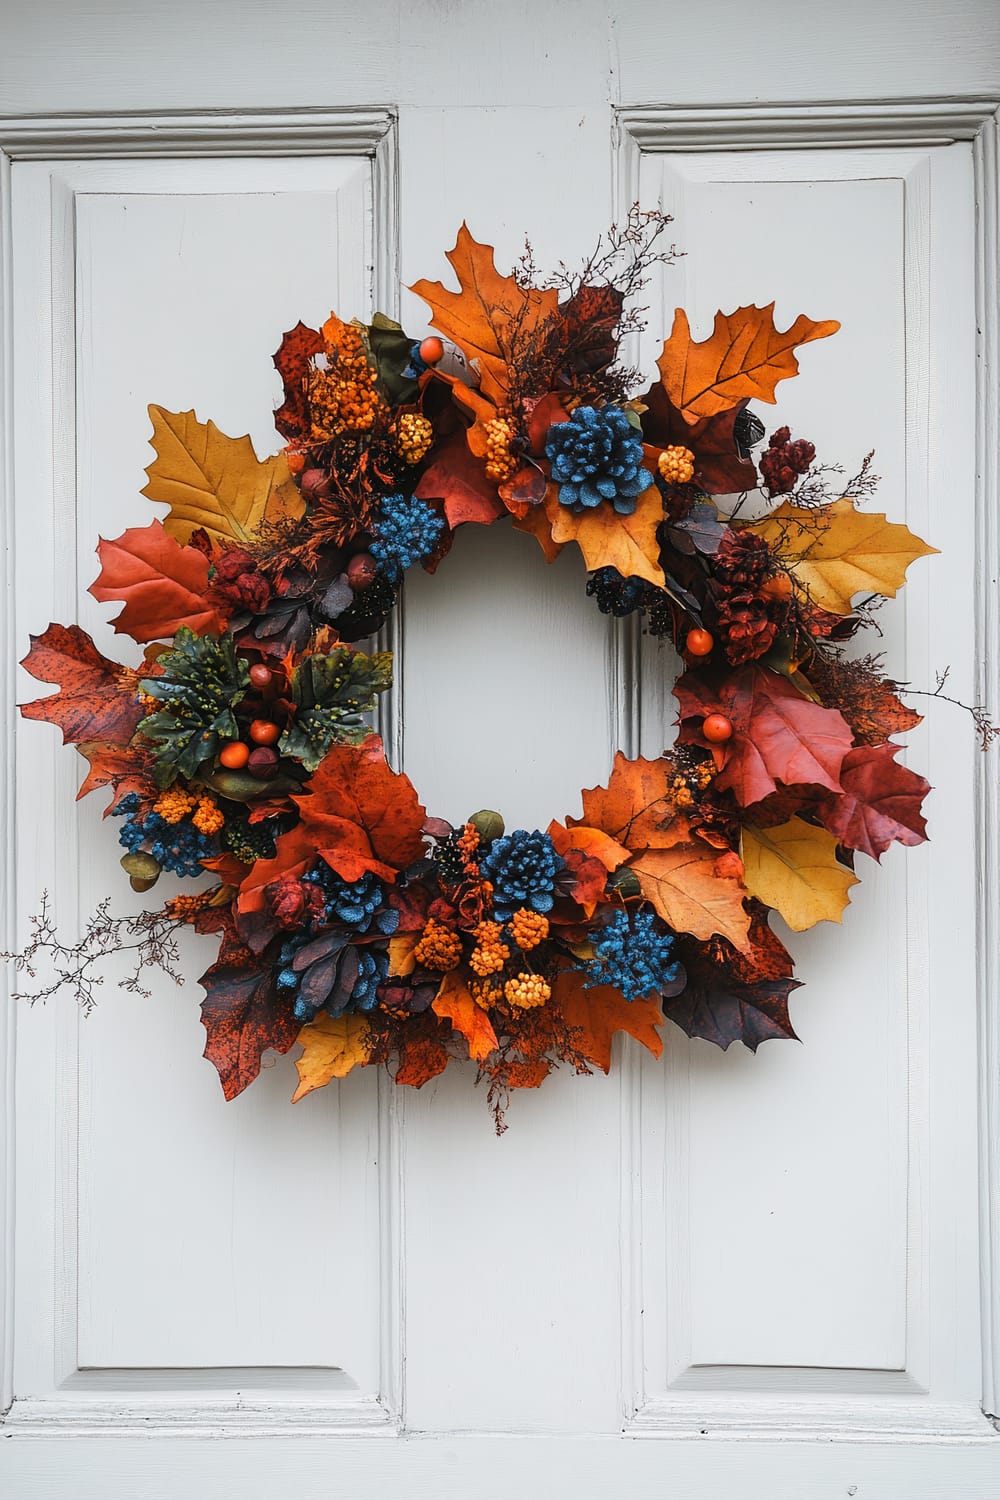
[370,493,444,580]
[274,866,399,1024]
[112,793,218,878]
[586,566,647,617]
[544,405,650,514]
[583,908,679,1002]
[480,829,564,922]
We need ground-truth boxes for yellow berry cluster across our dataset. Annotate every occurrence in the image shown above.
[469,920,510,977]
[484,417,519,482]
[413,917,463,973]
[657,445,696,485]
[306,329,380,439]
[503,972,552,1009]
[396,412,433,464]
[667,758,716,809]
[153,788,225,835]
[509,908,548,951]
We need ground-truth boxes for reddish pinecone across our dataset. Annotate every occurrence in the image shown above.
[715,591,779,665]
[713,529,773,590]
[759,426,816,495]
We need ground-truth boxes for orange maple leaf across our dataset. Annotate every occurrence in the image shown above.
[657,303,840,424]
[75,738,156,814]
[291,734,427,884]
[89,519,227,643]
[552,966,664,1073]
[629,843,751,952]
[20,623,145,747]
[431,970,498,1063]
[572,751,694,852]
[526,480,664,587]
[410,224,559,406]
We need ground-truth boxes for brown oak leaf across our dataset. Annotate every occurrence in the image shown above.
[629,843,752,951]
[802,652,922,746]
[199,957,300,1101]
[662,948,800,1052]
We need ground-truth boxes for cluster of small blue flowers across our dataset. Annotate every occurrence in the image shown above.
[274,866,399,1023]
[583,908,679,1002]
[370,493,444,580]
[544,405,650,514]
[480,829,564,922]
[111,793,218,878]
[586,566,647,618]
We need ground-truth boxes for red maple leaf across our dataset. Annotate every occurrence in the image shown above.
[641,383,758,496]
[414,429,504,528]
[89,520,227,643]
[675,665,853,806]
[817,743,930,860]
[75,738,156,813]
[199,955,300,1101]
[272,320,324,441]
[20,623,144,746]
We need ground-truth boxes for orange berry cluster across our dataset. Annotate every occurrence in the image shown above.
[457,822,481,876]
[396,412,433,464]
[503,972,551,1009]
[152,788,224,835]
[306,329,380,438]
[657,445,696,485]
[509,908,548,951]
[414,917,463,973]
[484,417,519,482]
[163,890,217,920]
[469,920,510,976]
[666,758,716,810]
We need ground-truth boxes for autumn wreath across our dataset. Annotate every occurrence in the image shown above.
[17,211,939,1127]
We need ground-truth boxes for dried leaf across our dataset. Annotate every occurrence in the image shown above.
[89,520,227,643]
[573,751,693,851]
[141,406,304,549]
[543,480,665,587]
[273,321,325,440]
[292,734,428,884]
[394,1023,452,1088]
[553,965,663,1073]
[817,744,930,860]
[20,623,144,745]
[741,818,859,930]
[629,844,752,951]
[641,382,758,495]
[291,1012,373,1101]
[414,429,504,528]
[658,303,840,424]
[410,223,559,406]
[747,498,937,615]
[199,959,299,1101]
[802,653,922,746]
[432,970,498,1062]
[75,739,155,813]
[663,953,800,1052]
[675,666,853,807]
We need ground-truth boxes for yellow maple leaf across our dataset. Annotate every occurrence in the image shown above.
[741,818,859,931]
[747,497,937,615]
[409,223,559,407]
[141,406,304,549]
[291,1012,372,1102]
[630,843,751,951]
[657,303,840,423]
[542,480,665,587]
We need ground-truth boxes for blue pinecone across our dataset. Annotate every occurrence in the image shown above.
[545,405,650,514]
[479,829,564,922]
[370,493,444,580]
[583,908,678,1002]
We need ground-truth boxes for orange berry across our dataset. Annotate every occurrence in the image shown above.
[249,719,280,747]
[419,336,444,365]
[219,741,250,769]
[702,713,734,744]
[686,628,714,657]
[285,451,306,476]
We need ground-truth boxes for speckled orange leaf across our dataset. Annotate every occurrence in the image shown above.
[20,624,145,746]
[658,303,840,424]
[141,406,303,549]
[291,1012,373,1101]
[410,224,559,406]
[432,970,497,1063]
[553,966,664,1073]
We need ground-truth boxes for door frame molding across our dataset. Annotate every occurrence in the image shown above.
[615,95,1000,1431]
[0,106,403,1435]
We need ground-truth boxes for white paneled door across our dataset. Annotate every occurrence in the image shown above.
[2,87,999,1500]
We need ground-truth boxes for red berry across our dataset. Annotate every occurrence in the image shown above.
[702,713,734,744]
[219,741,250,769]
[248,663,273,691]
[346,552,378,590]
[419,336,444,365]
[247,746,279,780]
[685,627,714,657]
[249,719,280,746]
[713,850,745,881]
